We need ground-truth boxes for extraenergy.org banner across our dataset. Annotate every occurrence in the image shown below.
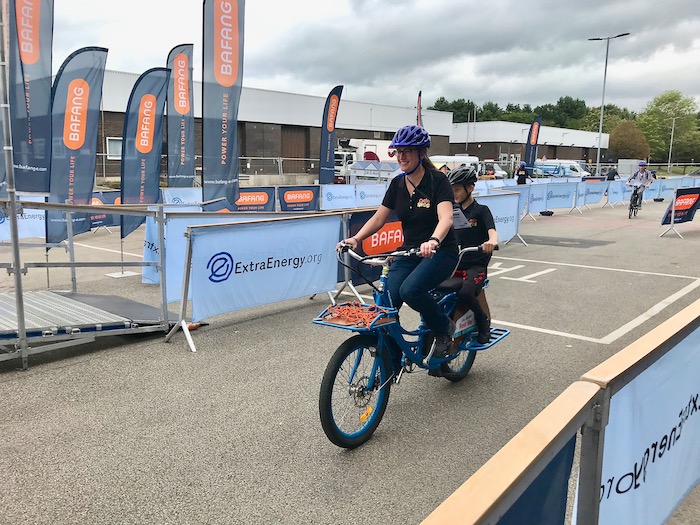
[202,0,245,204]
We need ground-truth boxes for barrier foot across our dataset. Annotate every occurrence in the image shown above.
[660,226,683,239]
[526,213,537,222]
[165,319,198,352]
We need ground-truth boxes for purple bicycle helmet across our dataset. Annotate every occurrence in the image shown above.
[389,125,431,149]
[639,160,647,166]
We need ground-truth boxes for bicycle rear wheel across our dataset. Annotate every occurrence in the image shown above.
[629,203,633,219]
[319,334,392,448]
[439,334,477,382]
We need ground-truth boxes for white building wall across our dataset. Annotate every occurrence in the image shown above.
[451,121,609,149]
[102,70,453,136]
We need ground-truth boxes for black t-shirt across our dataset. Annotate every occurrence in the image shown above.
[516,167,528,184]
[454,200,495,267]
[382,169,458,252]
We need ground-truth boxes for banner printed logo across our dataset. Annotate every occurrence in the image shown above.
[173,53,190,115]
[236,192,269,205]
[136,94,157,154]
[326,94,339,132]
[284,190,313,204]
[362,221,403,255]
[675,194,699,211]
[207,251,234,282]
[16,0,41,65]
[529,121,540,146]
[63,79,89,150]
[214,0,239,87]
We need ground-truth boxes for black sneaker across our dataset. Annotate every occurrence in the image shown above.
[476,316,491,344]
[433,318,456,357]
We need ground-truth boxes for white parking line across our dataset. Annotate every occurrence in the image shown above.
[501,268,557,283]
[487,262,525,277]
[73,242,143,258]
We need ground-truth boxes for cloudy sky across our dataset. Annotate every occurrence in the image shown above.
[53,0,700,113]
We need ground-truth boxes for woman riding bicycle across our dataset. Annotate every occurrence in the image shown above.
[449,166,499,343]
[338,124,459,356]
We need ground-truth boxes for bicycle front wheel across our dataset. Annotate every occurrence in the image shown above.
[319,334,392,448]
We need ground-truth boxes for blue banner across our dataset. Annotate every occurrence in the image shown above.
[189,216,341,321]
[232,187,276,211]
[661,187,700,225]
[584,182,609,206]
[524,116,542,168]
[321,184,357,210]
[90,191,120,228]
[607,180,625,204]
[480,193,520,243]
[319,85,343,185]
[166,44,195,188]
[278,186,320,211]
[658,178,682,200]
[162,188,202,205]
[546,183,577,209]
[8,0,53,193]
[120,68,170,239]
[202,0,245,204]
[498,437,575,525]
[529,184,548,214]
[354,184,387,208]
[46,47,108,244]
[0,195,46,240]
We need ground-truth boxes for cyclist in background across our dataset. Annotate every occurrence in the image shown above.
[626,160,654,208]
[338,125,459,356]
[449,166,499,344]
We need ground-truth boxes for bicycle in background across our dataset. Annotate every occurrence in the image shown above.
[313,245,509,448]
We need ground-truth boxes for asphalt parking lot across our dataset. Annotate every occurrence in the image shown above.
[1,199,698,524]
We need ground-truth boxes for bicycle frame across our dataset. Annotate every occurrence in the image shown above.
[314,249,477,374]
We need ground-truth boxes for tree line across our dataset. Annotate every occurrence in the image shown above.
[429,91,700,163]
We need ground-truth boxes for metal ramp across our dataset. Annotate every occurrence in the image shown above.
[0,291,171,362]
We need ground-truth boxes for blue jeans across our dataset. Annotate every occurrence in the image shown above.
[386,250,458,336]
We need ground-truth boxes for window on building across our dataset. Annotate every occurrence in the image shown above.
[106,137,123,160]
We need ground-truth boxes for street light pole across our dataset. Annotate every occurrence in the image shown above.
[667,117,678,174]
[589,32,630,176]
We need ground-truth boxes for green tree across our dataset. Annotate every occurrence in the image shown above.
[608,120,650,160]
[479,101,502,121]
[671,130,700,163]
[637,91,699,161]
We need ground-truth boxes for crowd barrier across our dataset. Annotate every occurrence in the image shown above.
[422,297,700,525]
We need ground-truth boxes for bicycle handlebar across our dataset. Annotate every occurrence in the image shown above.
[337,243,498,267]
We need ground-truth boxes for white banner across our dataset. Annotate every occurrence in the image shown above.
[320,184,357,210]
[608,180,625,204]
[597,327,700,524]
[658,178,683,200]
[545,183,577,209]
[189,215,341,321]
[528,184,548,213]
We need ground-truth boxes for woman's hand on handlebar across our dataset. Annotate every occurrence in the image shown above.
[419,239,439,258]
[336,237,359,251]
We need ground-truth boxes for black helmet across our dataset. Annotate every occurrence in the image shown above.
[448,165,478,187]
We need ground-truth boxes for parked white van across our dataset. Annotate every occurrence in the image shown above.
[534,159,591,177]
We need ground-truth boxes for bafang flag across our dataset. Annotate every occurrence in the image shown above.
[45,47,108,245]
[524,116,542,168]
[8,0,54,193]
[202,0,245,204]
[166,43,195,187]
[120,68,170,239]
[318,85,342,185]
